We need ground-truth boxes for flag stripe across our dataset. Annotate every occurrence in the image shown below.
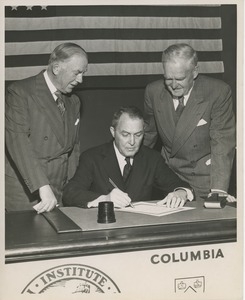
[83,73,223,88]
[5,61,224,81]
[5,74,225,90]
[6,28,222,43]
[5,51,223,67]
[5,16,221,30]
[5,39,223,56]
[5,5,222,18]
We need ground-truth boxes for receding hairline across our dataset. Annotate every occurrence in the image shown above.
[111,106,144,128]
[48,43,88,65]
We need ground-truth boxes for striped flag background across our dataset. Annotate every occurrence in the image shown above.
[5,5,228,89]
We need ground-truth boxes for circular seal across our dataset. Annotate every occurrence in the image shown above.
[22,264,120,294]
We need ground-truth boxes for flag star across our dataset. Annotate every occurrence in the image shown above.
[26,6,33,10]
[11,6,18,10]
[41,6,47,10]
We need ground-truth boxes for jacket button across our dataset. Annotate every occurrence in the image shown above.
[44,136,48,140]
[193,144,197,148]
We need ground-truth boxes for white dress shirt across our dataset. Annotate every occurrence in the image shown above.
[113,142,133,175]
[113,143,193,200]
[43,70,58,101]
[173,86,193,110]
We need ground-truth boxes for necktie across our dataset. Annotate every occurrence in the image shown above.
[175,96,185,123]
[54,91,65,117]
[123,157,132,181]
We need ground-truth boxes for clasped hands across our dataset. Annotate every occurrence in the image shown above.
[89,188,187,208]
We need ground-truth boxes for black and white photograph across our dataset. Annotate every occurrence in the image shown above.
[2,1,243,299]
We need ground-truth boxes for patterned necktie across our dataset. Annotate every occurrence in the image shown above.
[175,96,185,123]
[123,157,132,181]
[54,91,65,117]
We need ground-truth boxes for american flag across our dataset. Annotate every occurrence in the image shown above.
[5,5,225,89]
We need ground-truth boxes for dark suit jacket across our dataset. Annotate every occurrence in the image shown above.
[143,75,236,197]
[5,71,80,210]
[63,141,191,208]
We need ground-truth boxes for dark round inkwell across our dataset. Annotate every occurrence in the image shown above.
[97,201,116,223]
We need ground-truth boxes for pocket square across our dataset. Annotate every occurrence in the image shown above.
[205,159,211,166]
[197,119,207,126]
[75,118,79,125]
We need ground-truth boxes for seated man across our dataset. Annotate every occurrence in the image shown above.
[63,106,194,208]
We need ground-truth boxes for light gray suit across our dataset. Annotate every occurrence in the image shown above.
[144,75,236,198]
[5,71,80,210]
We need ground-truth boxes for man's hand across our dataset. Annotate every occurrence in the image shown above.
[88,188,132,208]
[226,194,236,202]
[209,191,237,203]
[35,185,58,213]
[156,189,187,208]
[107,188,132,208]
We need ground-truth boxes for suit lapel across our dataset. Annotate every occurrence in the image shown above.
[63,94,77,147]
[156,89,176,143]
[171,81,209,157]
[34,72,65,146]
[102,142,125,191]
[126,147,144,189]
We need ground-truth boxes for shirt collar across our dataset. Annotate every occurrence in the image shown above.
[113,142,133,174]
[173,85,194,107]
[43,70,57,99]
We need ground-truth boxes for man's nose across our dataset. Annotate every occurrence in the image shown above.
[171,79,177,89]
[76,74,83,83]
[129,135,135,145]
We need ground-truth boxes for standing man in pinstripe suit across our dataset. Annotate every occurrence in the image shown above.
[5,43,88,213]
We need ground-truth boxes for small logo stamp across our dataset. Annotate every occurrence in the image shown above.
[22,264,120,294]
[175,276,205,294]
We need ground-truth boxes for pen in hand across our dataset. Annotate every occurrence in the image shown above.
[109,178,134,208]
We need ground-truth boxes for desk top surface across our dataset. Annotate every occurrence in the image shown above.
[60,200,236,231]
[5,200,237,263]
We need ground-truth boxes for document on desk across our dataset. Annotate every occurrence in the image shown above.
[116,202,195,217]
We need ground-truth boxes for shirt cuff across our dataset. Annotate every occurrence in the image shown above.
[210,189,228,197]
[87,195,104,208]
[174,187,194,201]
[211,189,227,193]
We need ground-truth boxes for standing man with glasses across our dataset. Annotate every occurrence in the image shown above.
[143,43,236,202]
[5,42,88,213]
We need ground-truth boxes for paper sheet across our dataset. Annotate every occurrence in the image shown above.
[115,202,195,217]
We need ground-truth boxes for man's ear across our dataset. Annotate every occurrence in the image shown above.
[110,126,115,138]
[52,62,60,75]
[193,65,199,80]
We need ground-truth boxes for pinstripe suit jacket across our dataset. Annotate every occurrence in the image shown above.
[143,75,236,198]
[5,71,81,210]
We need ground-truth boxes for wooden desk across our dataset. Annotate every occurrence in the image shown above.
[5,201,236,264]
